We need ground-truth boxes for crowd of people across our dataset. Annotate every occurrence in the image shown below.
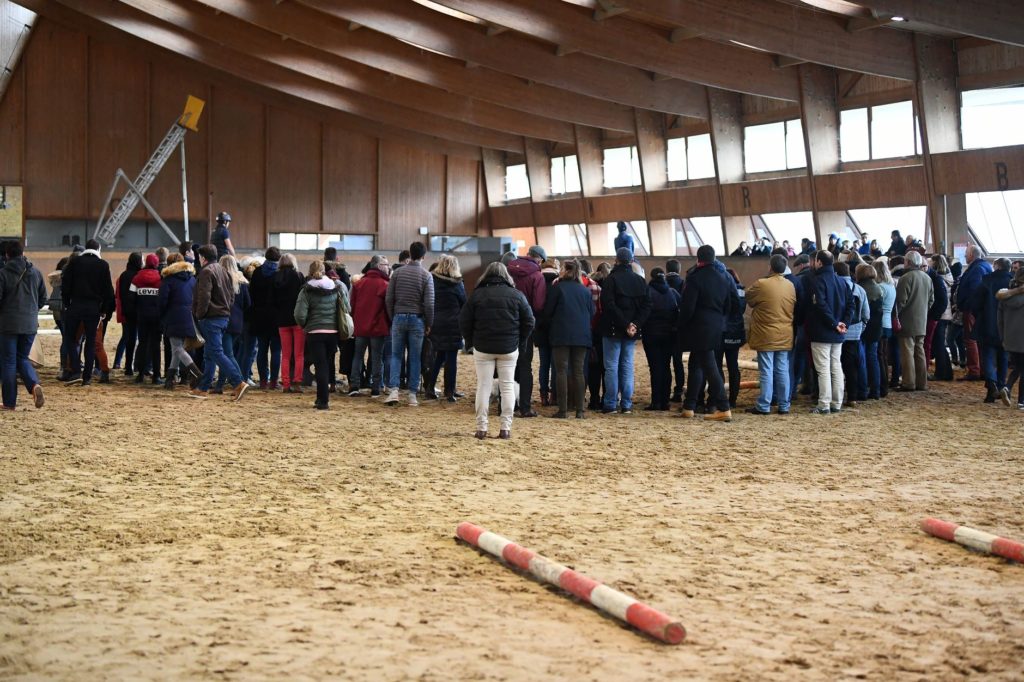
[1,229,1022,438]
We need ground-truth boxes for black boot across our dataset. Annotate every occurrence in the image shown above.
[984,382,998,403]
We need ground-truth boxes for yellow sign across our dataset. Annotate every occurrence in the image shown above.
[0,185,24,238]
[178,95,205,132]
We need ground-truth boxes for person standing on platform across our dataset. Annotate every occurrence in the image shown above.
[614,221,634,257]
[211,211,235,258]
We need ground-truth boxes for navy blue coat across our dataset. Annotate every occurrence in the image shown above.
[430,274,467,351]
[158,262,196,338]
[228,281,251,336]
[956,258,993,314]
[807,264,855,344]
[972,269,1012,346]
[542,279,595,347]
[644,280,680,339]
[723,284,747,348]
[678,262,738,352]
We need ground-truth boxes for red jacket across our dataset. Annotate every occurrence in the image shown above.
[351,269,390,337]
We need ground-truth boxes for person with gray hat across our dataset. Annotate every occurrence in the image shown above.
[508,245,548,417]
[598,247,651,414]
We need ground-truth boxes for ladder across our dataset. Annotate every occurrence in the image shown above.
[94,96,205,246]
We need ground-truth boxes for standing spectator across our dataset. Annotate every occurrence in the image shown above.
[60,239,115,385]
[213,256,250,394]
[158,253,200,390]
[640,268,679,412]
[384,241,434,406]
[665,259,686,403]
[47,257,70,378]
[211,211,235,258]
[349,255,390,397]
[128,254,163,385]
[745,254,796,415]
[581,260,605,410]
[392,249,411,270]
[872,259,898,397]
[599,247,651,415]
[178,241,195,264]
[948,261,966,369]
[896,251,935,391]
[507,245,547,417]
[271,253,306,393]
[717,269,746,409]
[836,262,870,405]
[614,221,634,256]
[997,270,1024,408]
[424,254,466,403]
[535,258,560,406]
[955,245,991,382]
[249,247,282,390]
[323,247,351,289]
[799,238,817,256]
[974,257,1013,402]
[679,245,736,422]
[189,245,247,401]
[460,262,534,439]
[927,255,954,381]
[858,237,872,256]
[294,260,345,410]
[856,264,885,400]
[0,240,47,409]
[114,252,142,377]
[542,259,594,418]
[886,230,907,257]
[807,250,853,414]
[788,254,812,401]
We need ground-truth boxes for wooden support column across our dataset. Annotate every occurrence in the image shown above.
[634,108,673,256]
[524,137,556,254]
[480,147,507,221]
[706,88,748,254]
[798,63,843,250]
[914,35,962,254]
[574,124,610,256]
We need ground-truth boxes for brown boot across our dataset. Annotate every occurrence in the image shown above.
[678,409,696,418]
[704,409,733,422]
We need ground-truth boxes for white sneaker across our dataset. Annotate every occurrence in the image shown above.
[384,388,400,405]
[407,390,419,407]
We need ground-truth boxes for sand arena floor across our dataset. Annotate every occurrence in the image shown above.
[2,329,1023,680]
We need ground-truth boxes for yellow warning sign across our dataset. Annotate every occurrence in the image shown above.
[178,95,205,132]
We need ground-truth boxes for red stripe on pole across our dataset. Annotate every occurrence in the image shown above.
[558,568,599,602]
[991,537,1024,563]
[457,521,484,546]
[921,517,958,542]
[626,603,687,645]
[502,542,536,570]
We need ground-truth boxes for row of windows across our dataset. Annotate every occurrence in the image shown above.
[506,87,1024,200]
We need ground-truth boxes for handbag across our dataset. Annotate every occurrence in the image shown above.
[335,283,354,340]
[891,302,902,334]
[184,315,206,351]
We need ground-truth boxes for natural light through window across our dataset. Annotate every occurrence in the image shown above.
[603,146,641,188]
[759,212,816,247]
[745,120,806,173]
[870,101,916,159]
[966,190,1024,254]
[840,108,870,161]
[505,163,529,201]
[550,155,581,195]
[961,87,1024,150]
[667,134,715,181]
[848,206,927,248]
[689,216,724,255]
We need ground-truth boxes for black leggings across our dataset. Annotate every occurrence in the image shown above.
[686,349,729,412]
[1007,351,1024,404]
[715,345,741,407]
[306,333,338,405]
[134,318,162,378]
[552,345,587,414]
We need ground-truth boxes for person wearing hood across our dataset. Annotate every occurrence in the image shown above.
[808,250,854,414]
[249,246,282,389]
[0,240,47,409]
[896,251,935,392]
[158,253,200,390]
[129,253,165,385]
[189,245,247,401]
[836,262,870,405]
[349,255,391,397]
[507,244,547,417]
[460,262,535,439]
[60,239,115,385]
[323,247,351,289]
[745,255,796,415]
[114,252,142,376]
[535,258,560,407]
[997,269,1024,408]
[599,247,652,415]
[294,259,347,409]
[974,257,1014,402]
[424,254,467,403]
[213,256,251,394]
[614,221,634,256]
[270,253,307,393]
[856,264,885,400]
[641,268,679,412]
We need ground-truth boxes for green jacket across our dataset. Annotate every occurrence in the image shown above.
[294,277,344,332]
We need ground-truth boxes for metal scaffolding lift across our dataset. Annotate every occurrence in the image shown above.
[93,95,205,246]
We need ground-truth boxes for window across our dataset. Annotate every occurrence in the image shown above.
[758,212,816,248]
[966,190,1024,254]
[847,206,927,249]
[505,163,529,200]
[603,146,641,188]
[553,224,589,256]
[689,216,724,255]
[871,101,916,159]
[667,134,716,181]
[674,218,706,256]
[744,120,806,173]
[550,155,581,195]
[961,87,1024,150]
[270,233,352,250]
[841,108,870,162]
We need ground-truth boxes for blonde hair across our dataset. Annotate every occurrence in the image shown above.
[308,260,325,280]
[219,255,243,293]
[872,258,894,285]
[478,261,513,287]
[434,254,462,279]
[931,254,950,275]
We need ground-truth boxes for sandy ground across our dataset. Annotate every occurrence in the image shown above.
[2,329,1023,681]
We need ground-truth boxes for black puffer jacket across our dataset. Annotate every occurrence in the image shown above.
[722,283,747,348]
[678,261,738,352]
[430,274,467,351]
[598,263,652,338]
[270,266,305,328]
[459,275,535,355]
[645,279,680,339]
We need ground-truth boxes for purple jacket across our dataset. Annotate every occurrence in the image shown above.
[508,257,546,314]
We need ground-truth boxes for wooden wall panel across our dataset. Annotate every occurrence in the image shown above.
[88,41,148,219]
[932,145,1024,194]
[378,139,445,250]
[24,21,87,217]
[208,85,265,247]
[815,166,927,211]
[323,126,376,234]
[533,197,584,226]
[0,64,24,183]
[646,184,720,219]
[722,176,813,216]
[445,155,479,234]
[588,193,646,224]
[147,62,209,222]
[489,203,534,230]
[267,107,322,234]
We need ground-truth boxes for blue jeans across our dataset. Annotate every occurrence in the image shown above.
[1,334,39,408]
[862,339,880,398]
[240,330,257,382]
[387,314,425,392]
[215,332,244,390]
[756,350,790,413]
[602,337,636,410]
[789,326,808,401]
[198,317,242,390]
[981,343,1008,389]
[352,336,386,391]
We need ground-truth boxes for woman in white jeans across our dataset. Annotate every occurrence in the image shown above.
[459,262,535,440]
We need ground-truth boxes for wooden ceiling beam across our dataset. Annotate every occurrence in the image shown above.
[611,0,915,80]
[189,0,636,132]
[846,0,1024,48]
[295,0,711,118]
[430,0,799,100]
[845,14,897,33]
[33,0,525,151]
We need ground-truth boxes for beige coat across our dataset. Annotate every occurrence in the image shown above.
[745,272,796,351]
[896,268,934,338]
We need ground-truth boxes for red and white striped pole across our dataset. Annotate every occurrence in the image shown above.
[921,518,1024,563]
[456,522,686,644]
